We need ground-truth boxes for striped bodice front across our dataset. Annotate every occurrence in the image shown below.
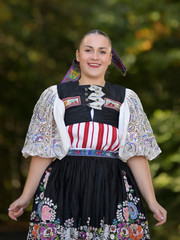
[66,121,120,152]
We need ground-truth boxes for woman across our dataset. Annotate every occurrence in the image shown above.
[8,30,167,239]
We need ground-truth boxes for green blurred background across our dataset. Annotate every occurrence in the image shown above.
[0,0,180,239]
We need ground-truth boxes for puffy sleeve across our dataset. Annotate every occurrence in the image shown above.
[22,85,66,159]
[118,88,161,162]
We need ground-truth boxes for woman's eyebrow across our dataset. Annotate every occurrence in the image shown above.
[84,45,108,49]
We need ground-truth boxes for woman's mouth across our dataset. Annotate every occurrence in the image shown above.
[88,63,101,68]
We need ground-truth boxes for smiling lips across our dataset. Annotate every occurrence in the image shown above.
[88,63,101,68]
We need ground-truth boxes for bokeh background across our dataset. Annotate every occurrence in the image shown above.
[0,0,180,239]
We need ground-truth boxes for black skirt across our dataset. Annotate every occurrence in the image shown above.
[27,155,150,239]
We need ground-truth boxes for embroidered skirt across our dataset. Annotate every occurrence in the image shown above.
[27,154,150,239]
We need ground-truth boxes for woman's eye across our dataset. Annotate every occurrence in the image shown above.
[85,49,91,52]
[100,51,106,54]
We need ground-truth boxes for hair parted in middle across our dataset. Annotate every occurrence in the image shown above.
[78,29,112,50]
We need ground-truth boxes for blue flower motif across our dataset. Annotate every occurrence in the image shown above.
[128,202,138,220]
[112,218,118,225]
[54,218,60,225]
[37,201,44,217]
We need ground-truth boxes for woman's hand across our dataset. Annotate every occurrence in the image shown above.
[148,201,167,226]
[127,156,167,226]
[8,196,30,221]
[8,156,53,221]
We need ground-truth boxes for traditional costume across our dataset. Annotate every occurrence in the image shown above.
[23,50,161,240]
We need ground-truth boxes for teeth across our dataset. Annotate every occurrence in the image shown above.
[89,63,100,66]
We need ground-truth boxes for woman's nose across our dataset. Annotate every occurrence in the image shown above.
[91,51,98,60]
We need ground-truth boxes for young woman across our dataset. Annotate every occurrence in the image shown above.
[8,30,167,239]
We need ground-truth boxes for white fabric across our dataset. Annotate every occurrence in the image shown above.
[53,93,71,157]
[22,85,161,162]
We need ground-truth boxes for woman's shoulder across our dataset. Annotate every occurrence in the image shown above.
[38,85,58,99]
[42,85,57,94]
[42,82,76,95]
[35,85,58,106]
[106,81,125,89]
[57,81,79,99]
[124,88,141,103]
[106,82,126,103]
[57,81,77,90]
[105,83,142,105]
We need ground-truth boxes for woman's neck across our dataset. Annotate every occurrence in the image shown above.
[78,77,106,87]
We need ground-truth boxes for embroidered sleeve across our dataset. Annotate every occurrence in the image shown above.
[118,89,161,162]
[22,85,64,158]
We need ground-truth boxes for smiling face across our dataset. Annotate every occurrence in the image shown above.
[76,33,112,85]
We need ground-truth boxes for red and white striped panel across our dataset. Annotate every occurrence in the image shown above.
[66,121,120,152]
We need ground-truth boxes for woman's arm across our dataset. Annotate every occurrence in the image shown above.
[8,156,53,221]
[127,156,167,226]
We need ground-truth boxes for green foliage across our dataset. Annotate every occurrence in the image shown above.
[149,110,180,239]
[0,0,180,238]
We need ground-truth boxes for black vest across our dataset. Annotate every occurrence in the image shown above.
[57,81,125,128]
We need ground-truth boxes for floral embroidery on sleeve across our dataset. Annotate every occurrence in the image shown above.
[22,86,64,158]
[120,89,161,161]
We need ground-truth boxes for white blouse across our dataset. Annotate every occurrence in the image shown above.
[21,85,161,162]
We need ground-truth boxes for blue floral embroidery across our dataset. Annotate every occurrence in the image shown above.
[128,202,138,220]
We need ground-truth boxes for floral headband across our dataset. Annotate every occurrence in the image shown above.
[61,48,127,83]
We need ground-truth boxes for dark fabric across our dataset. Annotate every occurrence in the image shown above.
[57,81,125,128]
[27,156,150,239]
[36,156,131,227]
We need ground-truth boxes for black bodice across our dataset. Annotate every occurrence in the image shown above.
[57,81,125,128]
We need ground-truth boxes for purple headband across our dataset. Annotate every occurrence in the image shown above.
[61,48,127,83]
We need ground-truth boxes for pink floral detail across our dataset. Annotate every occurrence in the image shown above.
[123,207,129,222]
[41,205,53,222]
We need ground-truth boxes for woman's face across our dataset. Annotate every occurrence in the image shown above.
[76,33,112,81]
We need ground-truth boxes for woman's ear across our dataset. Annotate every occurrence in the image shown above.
[76,50,80,62]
